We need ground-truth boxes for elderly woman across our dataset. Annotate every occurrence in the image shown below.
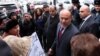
[3,35,32,56]
[1,19,32,56]
[2,19,20,38]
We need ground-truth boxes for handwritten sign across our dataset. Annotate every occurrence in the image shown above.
[28,32,46,56]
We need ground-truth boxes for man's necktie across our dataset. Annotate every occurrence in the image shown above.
[58,27,64,41]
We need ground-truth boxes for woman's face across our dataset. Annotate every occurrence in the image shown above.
[37,9,41,16]
[8,25,20,36]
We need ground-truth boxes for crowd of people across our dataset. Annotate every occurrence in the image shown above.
[0,0,100,56]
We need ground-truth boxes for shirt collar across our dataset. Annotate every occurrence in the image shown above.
[58,23,67,31]
[83,15,91,21]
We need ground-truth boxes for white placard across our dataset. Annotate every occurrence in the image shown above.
[28,32,46,56]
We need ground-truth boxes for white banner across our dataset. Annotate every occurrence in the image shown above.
[28,32,46,56]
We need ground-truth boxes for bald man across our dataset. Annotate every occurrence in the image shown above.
[79,5,100,38]
[79,5,91,19]
[79,5,92,29]
[48,9,79,56]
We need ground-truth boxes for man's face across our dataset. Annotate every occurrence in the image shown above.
[23,14,31,21]
[44,7,49,12]
[49,8,56,17]
[60,12,72,27]
[94,5,100,12]
[79,8,88,19]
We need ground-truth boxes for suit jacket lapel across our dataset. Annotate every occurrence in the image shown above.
[56,23,61,45]
[80,15,93,30]
[58,24,71,46]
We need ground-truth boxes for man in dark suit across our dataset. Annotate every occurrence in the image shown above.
[0,39,12,56]
[71,0,82,29]
[42,4,50,50]
[48,9,79,56]
[79,5,100,38]
[44,5,59,52]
